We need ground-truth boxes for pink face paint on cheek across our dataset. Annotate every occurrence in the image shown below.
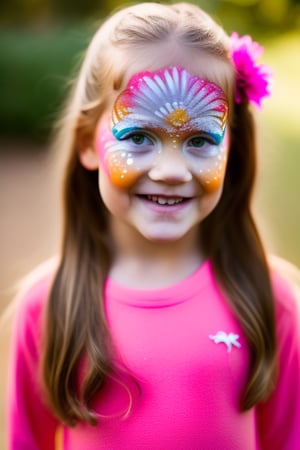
[95,119,112,176]
[95,119,145,188]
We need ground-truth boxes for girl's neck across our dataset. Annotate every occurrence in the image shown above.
[108,227,205,289]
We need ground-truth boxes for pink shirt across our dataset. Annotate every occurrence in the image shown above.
[7,261,300,449]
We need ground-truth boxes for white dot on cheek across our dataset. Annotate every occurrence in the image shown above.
[126,158,133,165]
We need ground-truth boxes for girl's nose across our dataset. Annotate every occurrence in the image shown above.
[148,147,192,184]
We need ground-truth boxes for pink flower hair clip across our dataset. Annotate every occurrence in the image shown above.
[230,32,273,108]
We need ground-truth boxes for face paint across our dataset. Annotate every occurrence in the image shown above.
[96,117,154,188]
[198,149,227,192]
[96,66,229,189]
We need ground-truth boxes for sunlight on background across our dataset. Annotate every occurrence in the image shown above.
[255,31,300,267]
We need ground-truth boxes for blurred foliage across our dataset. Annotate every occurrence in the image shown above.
[1,0,300,28]
[0,25,93,141]
[254,30,300,266]
[0,0,299,142]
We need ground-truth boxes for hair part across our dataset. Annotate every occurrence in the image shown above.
[42,1,277,426]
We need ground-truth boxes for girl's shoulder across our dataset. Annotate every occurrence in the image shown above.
[255,257,300,448]
[13,257,58,323]
[269,255,300,329]
[7,258,58,362]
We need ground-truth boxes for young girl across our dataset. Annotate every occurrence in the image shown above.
[7,2,300,449]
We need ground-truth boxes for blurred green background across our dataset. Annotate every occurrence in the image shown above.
[0,0,300,447]
[1,0,300,142]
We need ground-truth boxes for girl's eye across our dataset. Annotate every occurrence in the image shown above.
[128,133,153,146]
[188,136,207,148]
[187,134,216,148]
[186,134,220,158]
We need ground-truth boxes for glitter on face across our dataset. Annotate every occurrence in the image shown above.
[96,118,151,188]
[95,66,229,189]
[201,148,228,192]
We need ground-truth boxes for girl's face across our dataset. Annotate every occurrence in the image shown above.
[92,66,230,244]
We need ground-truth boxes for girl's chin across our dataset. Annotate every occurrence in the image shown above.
[136,226,196,245]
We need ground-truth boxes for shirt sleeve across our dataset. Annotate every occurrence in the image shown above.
[6,277,59,450]
[256,272,300,449]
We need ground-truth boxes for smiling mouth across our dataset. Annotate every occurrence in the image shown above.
[140,195,188,205]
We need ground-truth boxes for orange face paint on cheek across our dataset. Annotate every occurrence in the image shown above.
[202,154,228,192]
[192,134,229,193]
[95,119,145,188]
[106,154,143,188]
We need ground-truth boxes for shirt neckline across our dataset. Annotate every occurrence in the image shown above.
[104,260,212,308]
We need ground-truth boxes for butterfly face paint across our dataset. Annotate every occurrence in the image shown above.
[95,66,229,190]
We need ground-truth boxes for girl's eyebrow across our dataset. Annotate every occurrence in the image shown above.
[112,125,145,140]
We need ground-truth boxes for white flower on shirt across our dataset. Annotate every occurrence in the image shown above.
[209,331,241,352]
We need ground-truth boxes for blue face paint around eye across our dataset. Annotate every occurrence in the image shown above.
[205,129,226,146]
[112,126,144,140]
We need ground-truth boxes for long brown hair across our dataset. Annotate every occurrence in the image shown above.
[42,2,277,426]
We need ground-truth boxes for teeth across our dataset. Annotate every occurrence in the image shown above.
[147,195,183,205]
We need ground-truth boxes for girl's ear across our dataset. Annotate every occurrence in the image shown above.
[78,146,99,171]
[76,114,99,171]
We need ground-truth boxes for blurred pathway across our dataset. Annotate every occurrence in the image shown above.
[0,140,60,449]
[0,140,60,308]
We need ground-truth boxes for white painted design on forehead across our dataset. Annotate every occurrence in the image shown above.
[112,66,228,144]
